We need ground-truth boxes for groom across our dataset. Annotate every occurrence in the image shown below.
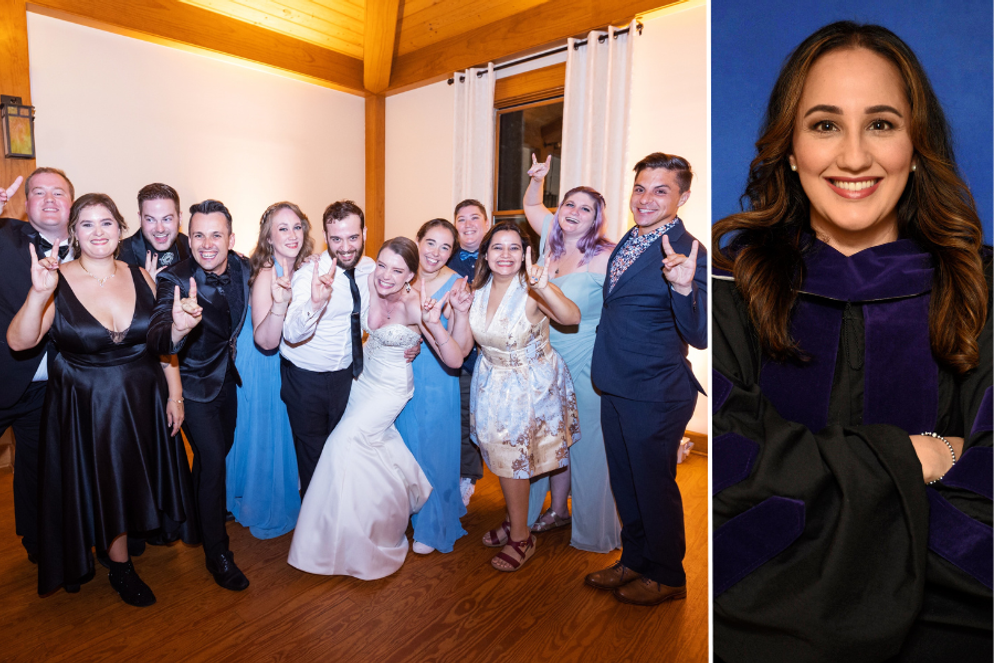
[588,153,707,606]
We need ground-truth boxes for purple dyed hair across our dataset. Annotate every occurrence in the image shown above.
[546,186,615,264]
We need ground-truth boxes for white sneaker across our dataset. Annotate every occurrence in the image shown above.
[412,541,435,555]
[460,477,475,507]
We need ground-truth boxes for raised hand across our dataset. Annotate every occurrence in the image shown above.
[0,176,23,216]
[144,251,165,279]
[271,273,293,306]
[422,288,451,326]
[28,243,59,294]
[524,246,548,290]
[661,235,698,295]
[527,153,552,181]
[172,277,203,333]
[448,276,474,313]
[310,257,337,307]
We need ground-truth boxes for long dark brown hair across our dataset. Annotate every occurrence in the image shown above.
[248,202,315,286]
[471,221,531,290]
[712,21,988,373]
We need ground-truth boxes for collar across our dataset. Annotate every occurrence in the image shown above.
[799,238,933,302]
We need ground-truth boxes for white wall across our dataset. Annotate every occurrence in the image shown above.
[26,12,366,254]
[384,81,455,240]
[628,0,709,435]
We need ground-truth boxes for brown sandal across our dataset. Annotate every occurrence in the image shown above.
[491,535,537,572]
[482,519,511,548]
[530,507,572,533]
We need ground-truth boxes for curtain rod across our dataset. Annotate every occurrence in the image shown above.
[447,22,642,85]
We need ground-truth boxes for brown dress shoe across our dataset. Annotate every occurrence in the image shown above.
[584,561,643,590]
[614,577,687,606]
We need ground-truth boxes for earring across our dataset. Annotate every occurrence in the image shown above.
[405,282,412,293]
[911,164,917,172]
[789,161,797,172]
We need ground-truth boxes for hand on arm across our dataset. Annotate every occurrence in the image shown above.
[0,176,23,216]
[525,246,580,326]
[523,153,553,235]
[6,243,58,350]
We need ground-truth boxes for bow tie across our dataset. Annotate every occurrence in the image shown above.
[205,272,231,288]
[459,250,478,261]
[36,235,69,261]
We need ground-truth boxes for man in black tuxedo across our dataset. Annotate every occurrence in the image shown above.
[148,199,251,591]
[119,183,190,277]
[0,168,73,564]
[445,199,490,506]
[586,153,707,606]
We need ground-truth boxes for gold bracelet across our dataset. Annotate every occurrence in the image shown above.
[169,397,184,405]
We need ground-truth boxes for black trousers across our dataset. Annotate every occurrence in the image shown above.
[601,392,697,587]
[280,358,352,495]
[182,376,237,559]
[459,368,483,481]
[1,382,46,557]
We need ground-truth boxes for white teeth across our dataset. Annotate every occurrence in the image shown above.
[832,179,877,191]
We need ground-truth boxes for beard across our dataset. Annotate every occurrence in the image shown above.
[328,240,364,269]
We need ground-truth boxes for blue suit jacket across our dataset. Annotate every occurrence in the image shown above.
[591,218,707,404]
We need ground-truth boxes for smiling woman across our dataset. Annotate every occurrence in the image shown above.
[711,21,992,662]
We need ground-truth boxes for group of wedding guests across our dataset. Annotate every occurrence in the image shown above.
[0,149,706,609]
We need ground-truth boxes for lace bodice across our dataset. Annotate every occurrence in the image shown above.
[361,308,422,354]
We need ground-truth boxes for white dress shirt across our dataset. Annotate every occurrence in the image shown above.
[280,252,373,373]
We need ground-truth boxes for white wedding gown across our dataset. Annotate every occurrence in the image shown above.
[288,317,433,580]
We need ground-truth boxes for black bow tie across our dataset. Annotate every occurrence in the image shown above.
[36,235,69,261]
[205,272,231,288]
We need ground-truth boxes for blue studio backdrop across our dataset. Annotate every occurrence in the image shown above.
[712,0,993,241]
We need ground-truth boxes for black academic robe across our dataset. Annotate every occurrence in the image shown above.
[712,239,992,663]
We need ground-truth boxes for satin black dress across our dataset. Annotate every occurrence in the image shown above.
[37,265,195,595]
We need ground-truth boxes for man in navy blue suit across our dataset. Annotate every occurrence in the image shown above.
[587,153,707,606]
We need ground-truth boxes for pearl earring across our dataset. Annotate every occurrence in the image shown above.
[790,163,797,172]
[911,164,917,172]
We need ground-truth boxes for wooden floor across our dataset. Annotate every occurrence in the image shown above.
[1,453,708,663]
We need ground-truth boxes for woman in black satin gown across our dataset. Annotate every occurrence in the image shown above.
[7,193,196,606]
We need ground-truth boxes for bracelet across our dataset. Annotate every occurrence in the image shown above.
[169,397,184,405]
[270,308,286,318]
[921,431,955,485]
[437,335,450,347]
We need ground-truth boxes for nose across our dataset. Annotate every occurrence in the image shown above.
[837,130,873,172]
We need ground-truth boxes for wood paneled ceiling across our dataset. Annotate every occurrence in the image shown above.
[25,0,680,95]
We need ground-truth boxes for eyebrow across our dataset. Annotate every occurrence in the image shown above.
[803,103,904,118]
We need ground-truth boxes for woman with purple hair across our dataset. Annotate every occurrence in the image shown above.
[521,154,621,553]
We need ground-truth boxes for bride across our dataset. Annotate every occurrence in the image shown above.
[288,237,473,580]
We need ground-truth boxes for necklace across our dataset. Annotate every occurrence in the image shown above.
[384,297,402,320]
[80,260,117,287]
[553,247,579,276]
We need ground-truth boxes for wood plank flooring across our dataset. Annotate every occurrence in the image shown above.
[0,452,708,662]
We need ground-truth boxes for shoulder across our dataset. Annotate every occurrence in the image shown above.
[0,217,29,243]
[160,257,193,283]
[586,249,611,274]
[135,265,156,291]
[356,255,376,275]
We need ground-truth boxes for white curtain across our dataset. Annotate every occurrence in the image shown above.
[560,22,636,240]
[452,63,496,214]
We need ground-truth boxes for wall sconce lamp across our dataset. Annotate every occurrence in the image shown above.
[1,95,36,159]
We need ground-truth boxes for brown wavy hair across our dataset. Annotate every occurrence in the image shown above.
[248,202,315,286]
[712,21,988,373]
[471,221,531,290]
[68,193,128,259]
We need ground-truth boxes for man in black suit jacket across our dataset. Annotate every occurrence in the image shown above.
[148,199,251,591]
[119,183,190,277]
[586,153,708,606]
[0,168,74,564]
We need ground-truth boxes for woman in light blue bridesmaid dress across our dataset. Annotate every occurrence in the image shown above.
[395,219,468,554]
[522,155,622,553]
[226,202,314,539]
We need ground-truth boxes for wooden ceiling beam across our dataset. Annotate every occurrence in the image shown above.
[387,0,676,93]
[26,0,366,93]
[363,0,401,93]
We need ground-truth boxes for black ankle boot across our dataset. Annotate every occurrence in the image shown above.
[108,559,156,607]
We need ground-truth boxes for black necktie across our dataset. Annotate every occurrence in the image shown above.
[36,235,69,261]
[344,268,363,379]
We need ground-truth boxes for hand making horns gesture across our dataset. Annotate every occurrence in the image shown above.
[0,176,23,216]
[661,235,699,293]
[527,153,552,181]
[172,277,203,333]
[420,280,451,326]
[524,246,549,290]
[310,256,337,307]
[271,258,293,306]
[447,276,474,314]
[28,243,60,294]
